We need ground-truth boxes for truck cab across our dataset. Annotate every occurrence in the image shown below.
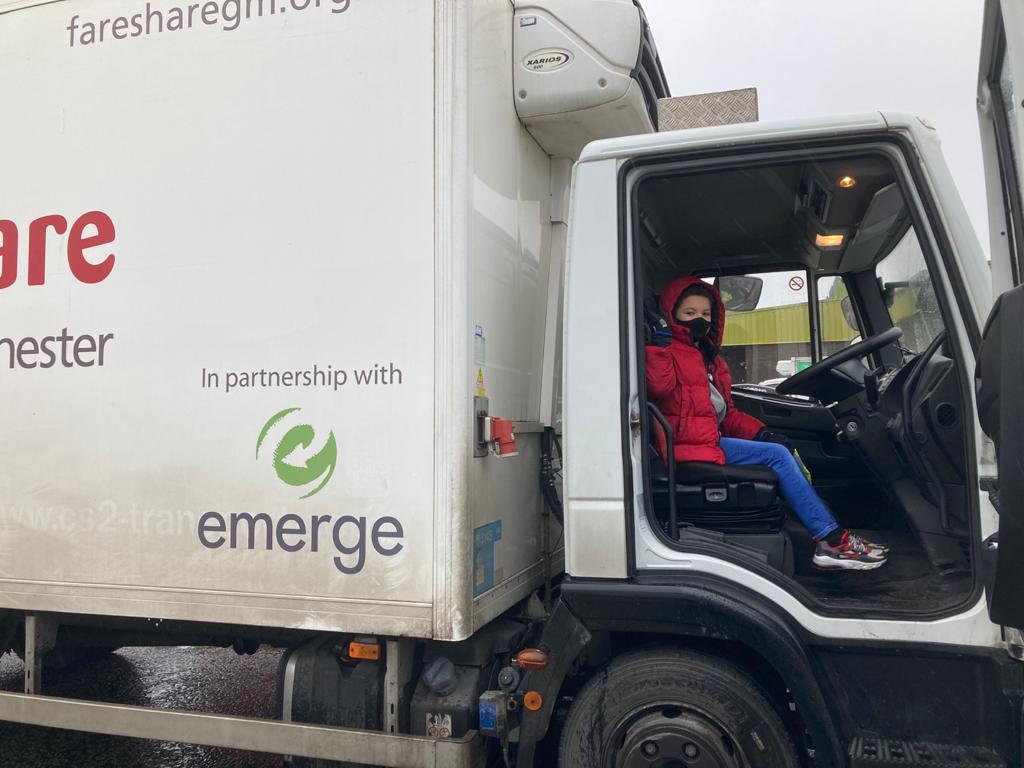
[521,2,1024,765]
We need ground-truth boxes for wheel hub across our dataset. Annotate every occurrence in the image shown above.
[615,707,743,768]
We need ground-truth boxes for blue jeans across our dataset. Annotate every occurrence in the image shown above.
[719,437,838,540]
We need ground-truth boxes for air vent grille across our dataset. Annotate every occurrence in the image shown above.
[634,2,670,129]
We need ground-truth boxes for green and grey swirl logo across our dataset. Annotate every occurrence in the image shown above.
[256,408,337,499]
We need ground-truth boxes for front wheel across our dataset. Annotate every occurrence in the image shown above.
[559,648,797,768]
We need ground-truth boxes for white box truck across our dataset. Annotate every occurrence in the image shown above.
[1,0,1023,766]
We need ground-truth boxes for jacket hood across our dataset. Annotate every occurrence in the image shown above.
[658,276,727,347]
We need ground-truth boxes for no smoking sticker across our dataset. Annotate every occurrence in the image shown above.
[789,276,805,291]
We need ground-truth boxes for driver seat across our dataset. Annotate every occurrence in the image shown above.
[648,408,784,534]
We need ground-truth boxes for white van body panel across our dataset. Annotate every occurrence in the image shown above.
[463,0,565,635]
[0,0,565,641]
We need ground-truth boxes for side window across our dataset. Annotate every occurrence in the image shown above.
[875,228,946,353]
[719,271,812,386]
[988,17,1024,285]
[818,276,860,357]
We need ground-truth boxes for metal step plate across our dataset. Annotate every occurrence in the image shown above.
[850,737,1006,767]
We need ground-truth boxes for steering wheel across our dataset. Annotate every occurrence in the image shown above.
[775,327,903,397]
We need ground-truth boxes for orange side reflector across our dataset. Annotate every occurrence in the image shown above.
[523,691,543,711]
[348,641,380,661]
[513,648,550,671]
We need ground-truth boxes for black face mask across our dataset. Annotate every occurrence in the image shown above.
[679,317,711,343]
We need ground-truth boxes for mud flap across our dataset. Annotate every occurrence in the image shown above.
[511,600,591,768]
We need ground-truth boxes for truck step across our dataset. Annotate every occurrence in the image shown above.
[849,737,1006,767]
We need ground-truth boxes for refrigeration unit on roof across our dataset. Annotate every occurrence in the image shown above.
[513,0,670,159]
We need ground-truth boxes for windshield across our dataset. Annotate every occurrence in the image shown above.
[876,228,946,354]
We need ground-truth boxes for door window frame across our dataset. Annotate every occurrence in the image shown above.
[984,11,1024,286]
[620,136,984,622]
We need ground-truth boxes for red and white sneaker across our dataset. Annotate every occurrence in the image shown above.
[860,535,890,556]
[812,530,888,571]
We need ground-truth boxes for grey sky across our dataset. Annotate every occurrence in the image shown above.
[642,0,990,256]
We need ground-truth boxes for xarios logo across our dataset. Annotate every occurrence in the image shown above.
[522,48,573,72]
[256,407,337,499]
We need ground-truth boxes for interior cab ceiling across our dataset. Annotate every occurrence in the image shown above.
[638,155,909,291]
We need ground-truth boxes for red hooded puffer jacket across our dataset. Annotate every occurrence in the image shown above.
[645,276,765,464]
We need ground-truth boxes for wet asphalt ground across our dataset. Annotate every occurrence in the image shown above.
[0,647,284,768]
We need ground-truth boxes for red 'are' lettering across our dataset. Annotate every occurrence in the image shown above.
[0,210,116,288]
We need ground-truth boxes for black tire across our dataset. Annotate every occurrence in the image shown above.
[559,647,797,768]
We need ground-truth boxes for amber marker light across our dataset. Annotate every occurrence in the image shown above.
[348,640,381,661]
[523,691,544,711]
[815,233,845,248]
[513,648,550,671]
[838,176,857,189]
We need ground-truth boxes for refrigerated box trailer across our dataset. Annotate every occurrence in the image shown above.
[0,0,669,642]
[2,0,1024,766]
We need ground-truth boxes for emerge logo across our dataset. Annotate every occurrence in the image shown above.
[256,408,337,499]
[197,407,404,573]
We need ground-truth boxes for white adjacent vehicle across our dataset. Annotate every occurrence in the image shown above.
[0,1,1021,766]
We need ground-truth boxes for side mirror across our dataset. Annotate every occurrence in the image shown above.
[715,275,763,312]
[841,296,860,332]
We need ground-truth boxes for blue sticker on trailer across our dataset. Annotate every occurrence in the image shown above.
[473,520,502,597]
[479,700,498,731]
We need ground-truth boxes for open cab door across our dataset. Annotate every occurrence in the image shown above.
[977,0,1024,631]
[977,287,1024,631]
[979,0,1024,288]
